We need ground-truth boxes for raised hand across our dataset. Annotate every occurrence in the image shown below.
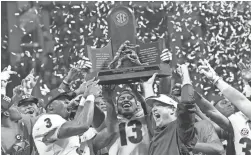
[1,65,17,80]
[160,49,172,64]
[40,84,50,96]
[198,60,218,82]
[21,69,39,94]
[237,62,251,83]
[69,57,92,80]
[12,85,26,105]
[67,95,82,111]
[143,73,158,87]
[64,67,81,83]
[75,77,96,95]
[1,66,17,91]
[84,82,102,98]
[13,85,25,97]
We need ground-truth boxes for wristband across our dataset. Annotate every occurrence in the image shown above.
[79,95,95,106]
[86,95,95,102]
[79,97,86,106]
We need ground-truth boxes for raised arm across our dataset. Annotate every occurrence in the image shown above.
[194,91,232,132]
[58,81,101,139]
[102,85,119,132]
[128,83,149,115]
[60,58,92,92]
[177,64,197,147]
[141,73,158,114]
[59,68,78,92]
[92,86,119,151]
[199,60,251,120]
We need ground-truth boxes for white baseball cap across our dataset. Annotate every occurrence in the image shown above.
[146,94,178,108]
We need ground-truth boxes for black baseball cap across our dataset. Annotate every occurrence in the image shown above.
[17,94,38,107]
[44,88,76,109]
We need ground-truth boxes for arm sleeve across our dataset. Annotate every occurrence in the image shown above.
[177,84,197,151]
[32,114,67,143]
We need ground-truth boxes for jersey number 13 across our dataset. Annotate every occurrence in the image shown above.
[119,120,143,146]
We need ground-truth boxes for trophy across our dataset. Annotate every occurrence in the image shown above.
[86,6,172,84]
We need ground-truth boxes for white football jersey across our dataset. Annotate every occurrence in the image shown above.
[108,115,150,155]
[79,128,97,155]
[32,114,80,155]
[229,112,251,155]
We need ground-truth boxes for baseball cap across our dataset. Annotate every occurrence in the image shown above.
[1,95,13,113]
[17,94,38,107]
[44,88,74,109]
[146,94,178,108]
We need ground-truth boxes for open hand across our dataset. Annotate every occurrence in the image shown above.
[176,63,189,77]
[21,69,39,94]
[198,60,218,81]
[1,65,17,80]
[65,67,81,83]
[12,85,25,105]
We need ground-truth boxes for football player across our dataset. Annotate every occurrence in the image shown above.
[105,88,151,155]
[32,79,103,155]
[198,60,251,155]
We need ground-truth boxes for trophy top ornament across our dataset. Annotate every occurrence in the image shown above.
[108,40,148,69]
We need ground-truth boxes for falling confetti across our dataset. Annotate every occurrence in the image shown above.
[1,1,250,100]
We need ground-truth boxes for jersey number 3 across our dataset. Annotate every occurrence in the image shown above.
[44,118,52,128]
[119,120,143,146]
[239,137,251,155]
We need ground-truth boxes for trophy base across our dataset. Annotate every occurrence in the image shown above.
[92,64,172,85]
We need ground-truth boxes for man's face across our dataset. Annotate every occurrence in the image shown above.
[152,101,176,128]
[18,102,39,117]
[95,97,107,112]
[8,105,22,121]
[215,99,235,117]
[117,93,137,116]
[49,99,71,119]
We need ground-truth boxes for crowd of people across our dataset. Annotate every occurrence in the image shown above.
[1,44,251,155]
[1,1,251,155]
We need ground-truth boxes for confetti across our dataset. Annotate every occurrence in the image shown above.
[1,1,250,98]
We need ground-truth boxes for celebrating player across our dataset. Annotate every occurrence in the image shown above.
[105,87,151,155]
[32,79,101,155]
[197,60,251,155]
